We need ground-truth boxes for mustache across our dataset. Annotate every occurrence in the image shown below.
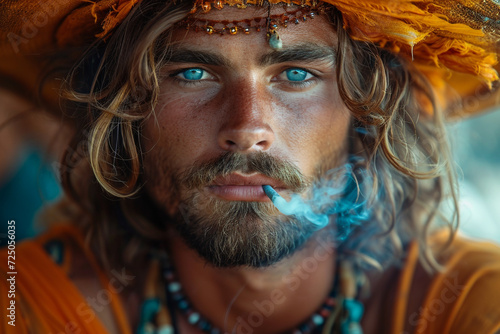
[180,152,309,192]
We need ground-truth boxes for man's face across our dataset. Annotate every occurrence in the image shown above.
[143,6,352,267]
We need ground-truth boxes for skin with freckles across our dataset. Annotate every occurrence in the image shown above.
[141,6,353,333]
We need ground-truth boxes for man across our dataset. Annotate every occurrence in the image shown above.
[1,0,500,333]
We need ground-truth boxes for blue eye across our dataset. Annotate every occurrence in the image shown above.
[285,68,308,82]
[274,68,317,89]
[180,68,205,81]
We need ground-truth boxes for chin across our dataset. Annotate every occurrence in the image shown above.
[171,197,318,268]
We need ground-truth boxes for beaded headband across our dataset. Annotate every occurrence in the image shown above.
[178,4,327,49]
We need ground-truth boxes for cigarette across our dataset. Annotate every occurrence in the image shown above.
[262,185,294,215]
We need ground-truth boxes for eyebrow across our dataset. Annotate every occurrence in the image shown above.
[259,43,337,66]
[165,43,336,67]
[165,48,230,66]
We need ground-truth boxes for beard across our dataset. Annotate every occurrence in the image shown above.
[147,151,342,268]
[173,194,320,268]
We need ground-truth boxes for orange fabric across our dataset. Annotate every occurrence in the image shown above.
[96,0,144,38]
[0,0,142,114]
[391,240,420,334]
[391,232,500,334]
[0,0,141,52]
[0,224,132,334]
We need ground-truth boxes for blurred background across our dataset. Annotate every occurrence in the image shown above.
[450,107,500,244]
[0,88,71,243]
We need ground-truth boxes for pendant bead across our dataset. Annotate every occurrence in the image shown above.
[269,31,283,50]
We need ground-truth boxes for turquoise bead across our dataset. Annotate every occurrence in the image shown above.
[178,299,189,310]
[269,32,282,50]
[341,298,364,334]
[346,322,363,334]
[188,312,201,324]
[157,325,174,334]
[136,298,160,334]
[344,299,364,322]
[168,282,181,293]
[312,314,324,326]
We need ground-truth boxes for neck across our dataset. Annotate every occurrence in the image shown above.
[167,229,337,334]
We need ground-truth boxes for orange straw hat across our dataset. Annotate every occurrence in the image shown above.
[0,0,498,117]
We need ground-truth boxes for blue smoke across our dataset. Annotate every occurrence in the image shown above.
[263,160,373,241]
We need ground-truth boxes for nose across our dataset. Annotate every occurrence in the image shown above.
[217,82,275,152]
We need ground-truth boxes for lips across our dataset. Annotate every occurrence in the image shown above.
[207,173,287,201]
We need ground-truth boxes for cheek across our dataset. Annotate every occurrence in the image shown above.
[310,95,351,159]
[144,93,217,168]
[142,96,211,212]
[274,84,351,175]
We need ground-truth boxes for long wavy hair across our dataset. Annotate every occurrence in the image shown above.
[58,0,458,274]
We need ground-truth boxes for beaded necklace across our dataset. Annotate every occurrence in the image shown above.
[163,259,338,334]
[136,255,364,334]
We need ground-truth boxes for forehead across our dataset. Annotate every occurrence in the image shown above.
[171,5,337,53]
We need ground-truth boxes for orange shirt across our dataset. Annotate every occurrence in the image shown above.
[0,225,131,334]
[1,224,500,334]
[391,232,500,334]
